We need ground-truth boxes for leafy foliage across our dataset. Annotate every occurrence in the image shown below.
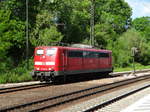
[113,29,143,67]
[132,17,150,65]
[94,0,132,47]
[0,10,25,71]
[132,17,150,41]
[31,26,63,46]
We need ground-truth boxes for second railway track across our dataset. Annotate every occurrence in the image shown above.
[0,83,50,94]
[1,74,150,112]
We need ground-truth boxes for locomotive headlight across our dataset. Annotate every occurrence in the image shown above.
[36,68,39,70]
[35,62,42,65]
[46,62,55,65]
[48,68,52,70]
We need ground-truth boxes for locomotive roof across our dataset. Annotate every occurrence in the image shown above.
[36,46,112,53]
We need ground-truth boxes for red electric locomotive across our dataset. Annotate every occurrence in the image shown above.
[31,45,113,82]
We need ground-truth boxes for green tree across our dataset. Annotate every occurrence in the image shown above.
[113,29,143,67]
[57,0,91,43]
[94,0,132,47]
[131,17,150,65]
[31,26,63,46]
[132,17,150,41]
[95,23,117,48]
[96,0,132,31]
[30,9,63,46]
[0,10,25,70]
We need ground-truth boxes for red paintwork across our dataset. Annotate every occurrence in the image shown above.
[34,46,112,73]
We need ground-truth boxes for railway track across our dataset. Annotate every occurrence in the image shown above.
[0,83,50,94]
[1,74,150,112]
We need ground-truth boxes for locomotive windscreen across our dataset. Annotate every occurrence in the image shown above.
[46,48,57,56]
[36,49,44,55]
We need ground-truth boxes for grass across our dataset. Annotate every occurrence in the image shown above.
[0,71,33,84]
[0,64,33,84]
[114,63,150,72]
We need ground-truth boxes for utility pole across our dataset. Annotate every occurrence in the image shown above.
[26,0,29,69]
[90,0,95,46]
[131,47,138,74]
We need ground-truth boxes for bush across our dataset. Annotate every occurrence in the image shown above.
[112,29,143,67]
[0,58,33,84]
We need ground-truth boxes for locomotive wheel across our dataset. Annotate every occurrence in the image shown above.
[45,76,54,83]
[40,74,44,82]
[45,73,55,83]
[40,77,44,82]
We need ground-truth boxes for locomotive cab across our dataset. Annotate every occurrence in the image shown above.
[32,46,58,82]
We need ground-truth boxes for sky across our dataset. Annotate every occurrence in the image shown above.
[125,0,150,19]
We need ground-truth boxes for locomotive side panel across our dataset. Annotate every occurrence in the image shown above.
[67,50,83,71]
[83,51,99,71]
[99,52,108,68]
[59,49,113,75]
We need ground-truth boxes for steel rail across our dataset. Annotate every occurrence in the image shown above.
[0,83,50,94]
[1,74,150,112]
